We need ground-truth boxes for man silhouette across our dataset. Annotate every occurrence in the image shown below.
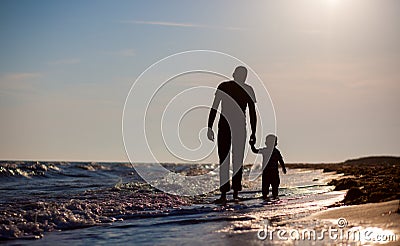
[207,66,257,203]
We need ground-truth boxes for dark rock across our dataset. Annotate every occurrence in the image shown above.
[344,187,364,204]
[323,168,335,173]
[369,191,387,203]
[329,178,359,191]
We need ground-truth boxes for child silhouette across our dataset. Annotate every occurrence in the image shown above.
[250,134,286,199]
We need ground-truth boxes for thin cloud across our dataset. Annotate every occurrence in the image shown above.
[2,72,42,81]
[120,20,243,31]
[49,58,81,65]
[0,73,43,94]
[107,49,135,57]
[126,20,198,28]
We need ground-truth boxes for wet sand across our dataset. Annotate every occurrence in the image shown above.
[227,156,400,245]
[305,200,400,242]
[226,200,399,245]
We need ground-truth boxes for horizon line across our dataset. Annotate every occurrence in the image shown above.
[0,155,398,165]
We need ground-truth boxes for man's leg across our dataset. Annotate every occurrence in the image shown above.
[231,125,246,198]
[217,125,231,199]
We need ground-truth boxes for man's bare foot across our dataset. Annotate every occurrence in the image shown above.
[233,190,242,200]
[214,193,227,204]
[214,197,227,204]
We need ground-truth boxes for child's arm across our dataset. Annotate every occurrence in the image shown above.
[279,154,287,174]
[249,141,260,154]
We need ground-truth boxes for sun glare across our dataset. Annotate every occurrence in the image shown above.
[327,0,340,6]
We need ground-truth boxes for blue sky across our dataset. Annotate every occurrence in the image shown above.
[1,0,399,162]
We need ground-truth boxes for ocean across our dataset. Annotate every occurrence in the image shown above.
[0,161,345,245]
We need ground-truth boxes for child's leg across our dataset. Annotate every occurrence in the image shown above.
[262,180,270,198]
[272,184,278,198]
[262,171,270,198]
[271,173,280,198]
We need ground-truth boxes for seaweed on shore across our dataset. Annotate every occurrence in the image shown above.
[286,156,400,205]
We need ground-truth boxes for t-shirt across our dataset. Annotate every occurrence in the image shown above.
[215,81,256,126]
[259,147,283,170]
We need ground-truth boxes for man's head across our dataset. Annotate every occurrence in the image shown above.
[233,66,247,84]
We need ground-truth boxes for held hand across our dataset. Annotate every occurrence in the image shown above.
[249,133,256,145]
[207,128,215,142]
[249,138,256,146]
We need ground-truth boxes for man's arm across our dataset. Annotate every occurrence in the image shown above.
[250,143,260,154]
[248,100,257,142]
[207,95,221,142]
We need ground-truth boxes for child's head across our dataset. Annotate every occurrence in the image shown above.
[265,134,278,147]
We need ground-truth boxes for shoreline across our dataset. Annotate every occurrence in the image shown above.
[1,156,399,243]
